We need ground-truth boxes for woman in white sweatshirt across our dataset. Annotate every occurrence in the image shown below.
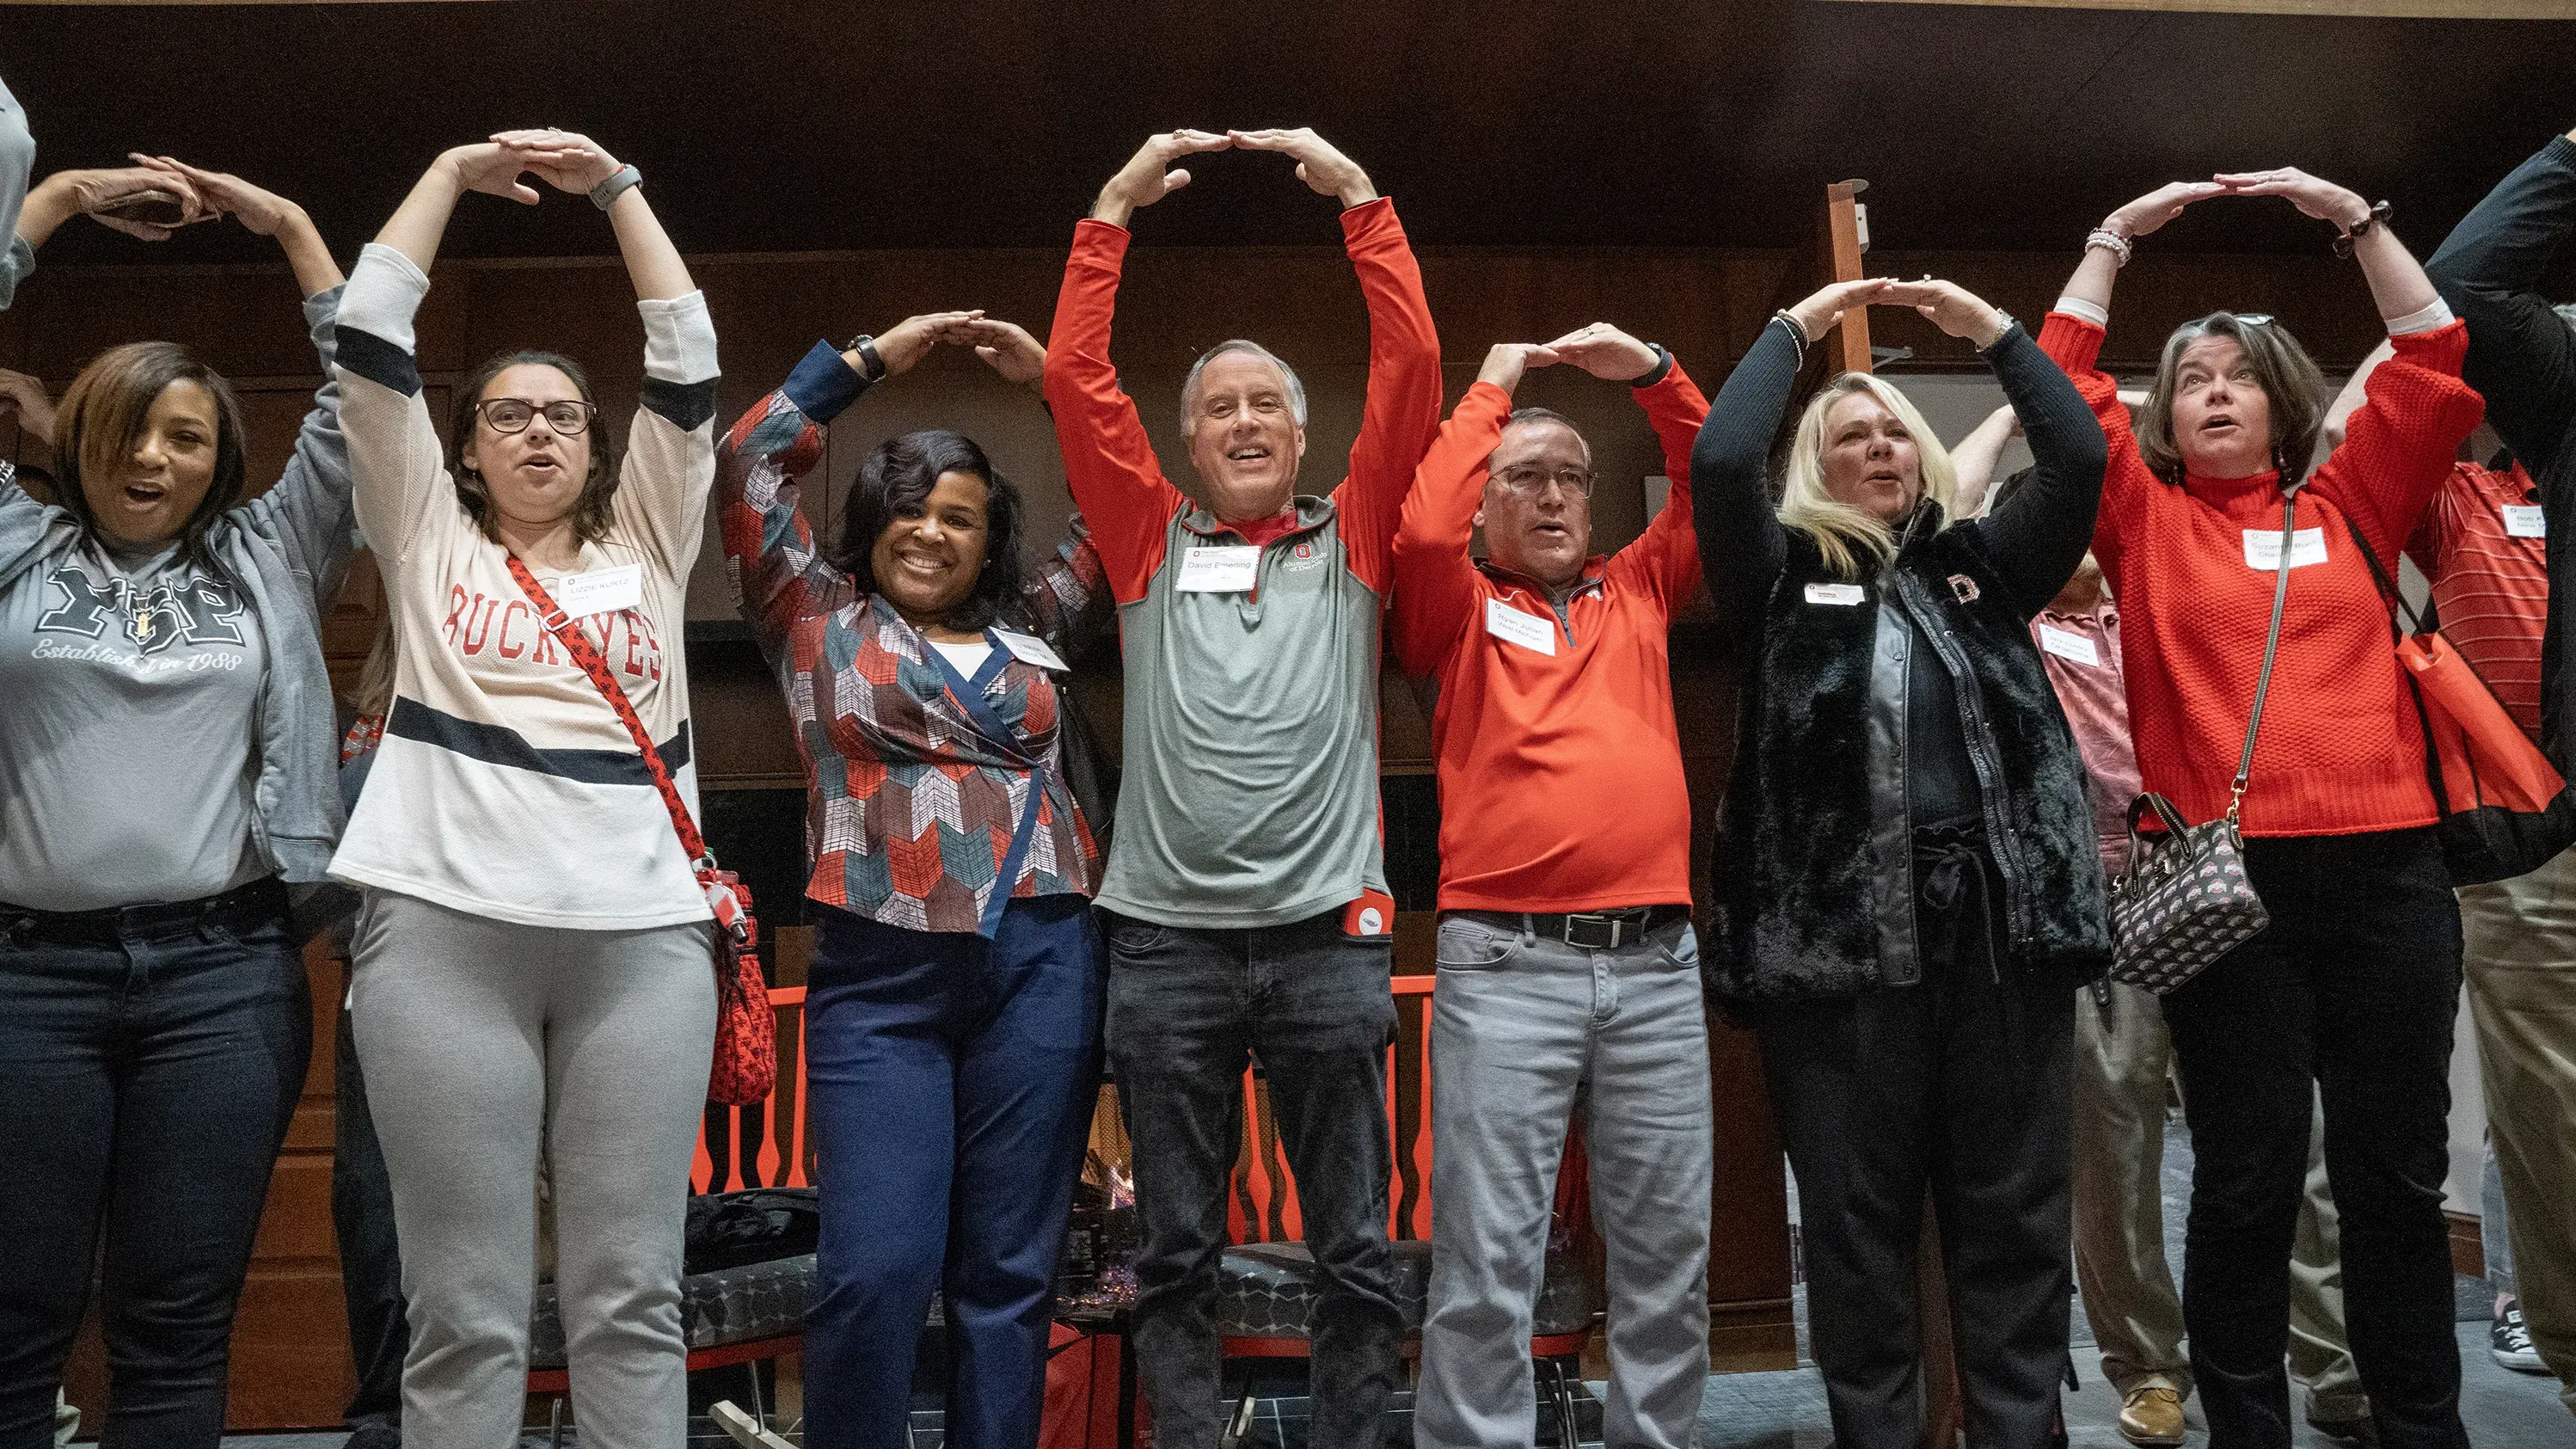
[328,130,721,1449]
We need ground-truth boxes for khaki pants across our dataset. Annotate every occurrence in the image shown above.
[2071,983,2366,1418]
[2458,847,2576,1418]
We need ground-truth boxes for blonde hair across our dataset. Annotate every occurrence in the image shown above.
[1778,372,1959,581]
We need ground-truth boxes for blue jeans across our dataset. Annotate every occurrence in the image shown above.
[804,895,1104,1449]
[1103,909,1401,1449]
[0,882,312,1449]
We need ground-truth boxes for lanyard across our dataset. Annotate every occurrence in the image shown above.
[923,632,1048,938]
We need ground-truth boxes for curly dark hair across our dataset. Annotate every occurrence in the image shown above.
[829,428,1026,633]
[447,350,618,543]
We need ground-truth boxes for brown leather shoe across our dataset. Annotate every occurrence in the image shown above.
[2118,1385,2187,1447]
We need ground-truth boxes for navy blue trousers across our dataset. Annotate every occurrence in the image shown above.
[804,894,1104,1449]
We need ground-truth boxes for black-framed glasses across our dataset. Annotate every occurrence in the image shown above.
[1492,464,1595,498]
[476,397,598,436]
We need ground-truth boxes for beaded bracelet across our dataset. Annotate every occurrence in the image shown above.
[2085,229,2134,267]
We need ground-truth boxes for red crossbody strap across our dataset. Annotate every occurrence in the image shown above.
[504,555,712,865]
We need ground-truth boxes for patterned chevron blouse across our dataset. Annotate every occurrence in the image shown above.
[719,341,1106,934]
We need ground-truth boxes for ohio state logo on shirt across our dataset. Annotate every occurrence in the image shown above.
[440,584,664,682]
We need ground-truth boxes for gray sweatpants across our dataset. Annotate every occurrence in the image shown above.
[1417,912,1714,1449]
[350,891,716,1449]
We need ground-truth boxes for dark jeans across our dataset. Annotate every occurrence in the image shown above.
[330,1003,407,1430]
[2160,828,2468,1449]
[804,896,1104,1449]
[0,882,313,1449]
[1103,909,1401,1449]
[1754,845,2076,1449]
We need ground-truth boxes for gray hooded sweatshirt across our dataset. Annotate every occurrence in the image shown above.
[0,284,357,900]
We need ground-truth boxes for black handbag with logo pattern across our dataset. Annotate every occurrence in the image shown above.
[2106,497,2298,993]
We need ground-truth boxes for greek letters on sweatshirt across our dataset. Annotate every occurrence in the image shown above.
[324,243,721,930]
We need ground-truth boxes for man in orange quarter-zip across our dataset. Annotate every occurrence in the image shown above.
[1387,327,1714,1449]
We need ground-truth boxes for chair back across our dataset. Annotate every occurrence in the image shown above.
[1224,974,1593,1248]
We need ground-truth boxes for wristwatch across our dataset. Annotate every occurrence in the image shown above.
[1629,343,1674,389]
[842,334,884,383]
[587,163,642,212]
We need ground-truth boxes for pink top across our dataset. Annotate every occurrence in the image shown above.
[2031,592,2139,873]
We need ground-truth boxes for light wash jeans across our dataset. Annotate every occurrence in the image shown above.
[1416,911,1714,1449]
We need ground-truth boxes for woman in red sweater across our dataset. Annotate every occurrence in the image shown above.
[2040,170,2484,1449]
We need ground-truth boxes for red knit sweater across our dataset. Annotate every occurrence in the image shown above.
[2039,314,2485,838]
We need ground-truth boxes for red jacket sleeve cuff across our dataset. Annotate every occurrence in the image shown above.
[1340,194,1401,244]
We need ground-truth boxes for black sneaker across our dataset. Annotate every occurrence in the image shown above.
[2493,1305,2549,1374]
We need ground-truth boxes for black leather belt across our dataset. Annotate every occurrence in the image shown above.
[1459,904,1690,950]
[2,876,288,945]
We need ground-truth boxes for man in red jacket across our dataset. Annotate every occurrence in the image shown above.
[1386,328,1713,1449]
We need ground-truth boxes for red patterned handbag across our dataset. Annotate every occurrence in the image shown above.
[506,556,776,1105]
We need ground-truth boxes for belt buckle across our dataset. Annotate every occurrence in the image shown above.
[1561,913,1623,949]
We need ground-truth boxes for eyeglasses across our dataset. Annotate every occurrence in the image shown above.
[1491,464,1595,498]
[475,398,598,436]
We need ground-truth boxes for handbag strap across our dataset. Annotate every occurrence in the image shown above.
[2340,514,2426,636]
[2230,494,2300,824]
[921,630,1051,939]
[504,555,711,868]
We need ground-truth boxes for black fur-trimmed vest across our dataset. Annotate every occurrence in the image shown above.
[1710,505,2111,1004]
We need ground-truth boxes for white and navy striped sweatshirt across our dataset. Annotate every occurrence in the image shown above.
[325,243,721,930]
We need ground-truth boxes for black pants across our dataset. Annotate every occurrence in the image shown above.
[330,1004,408,1432]
[0,883,312,1449]
[1102,910,1401,1449]
[2161,828,2468,1449]
[1755,856,2076,1449]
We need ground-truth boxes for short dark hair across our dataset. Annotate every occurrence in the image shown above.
[1987,464,2040,517]
[831,428,1027,633]
[54,341,249,566]
[2136,312,2328,486]
[448,350,618,543]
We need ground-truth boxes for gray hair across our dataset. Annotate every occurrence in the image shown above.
[2557,302,2576,337]
[1500,406,1592,466]
[1179,340,1308,437]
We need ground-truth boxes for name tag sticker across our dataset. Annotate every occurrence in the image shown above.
[2504,505,2547,538]
[2036,623,2102,667]
[551,563,644,617]
[993,627,1069,672]
[2242,527,2327,571]
[1484,597,1558,655]
[1176,544,1260,593]
[1804,582,1866,606]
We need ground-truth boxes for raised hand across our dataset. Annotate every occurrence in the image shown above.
[488,129,624,196]
[437,140,555,206]
[2211,168,2372,230]
[62,164,211,240]
[0,367,56,445]
[1879,278,2011,349]
[868,310,986,378]
[2102,181,2228,240]
[1541,322,1659,382]
[1784,278,1896,344]
[1226,128,1377,208]
[1093,131,1233,228]
[130,155,302,237]
[1476,341,1560,395]
[952,316,1047,386]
